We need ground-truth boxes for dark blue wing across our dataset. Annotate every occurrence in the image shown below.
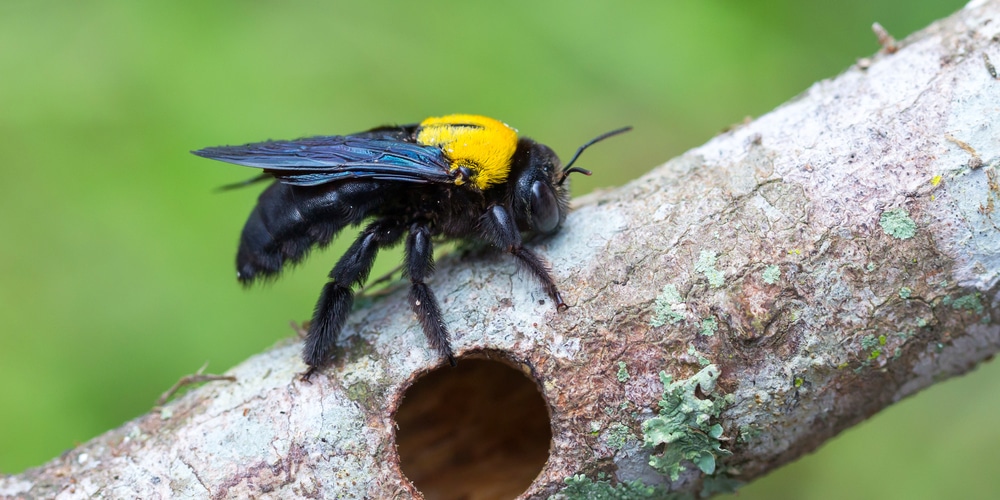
[193,135,454,187]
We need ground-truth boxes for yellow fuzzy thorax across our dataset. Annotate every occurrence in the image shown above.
[416,114,518,190]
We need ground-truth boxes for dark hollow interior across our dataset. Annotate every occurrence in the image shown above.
[394,357,553,500]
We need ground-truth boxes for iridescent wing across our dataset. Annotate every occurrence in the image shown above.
[193,134,454,187]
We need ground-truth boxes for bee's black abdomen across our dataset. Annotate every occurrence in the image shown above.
[236,204,285,283]
[236,181,385,284]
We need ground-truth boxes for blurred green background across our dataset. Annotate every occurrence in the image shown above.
[2,0,996,497]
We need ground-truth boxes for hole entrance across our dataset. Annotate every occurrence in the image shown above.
[394,355,552,499]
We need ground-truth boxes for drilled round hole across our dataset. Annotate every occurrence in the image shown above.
[394,356,552,499]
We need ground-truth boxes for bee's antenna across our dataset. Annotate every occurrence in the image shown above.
[560,126,632,184]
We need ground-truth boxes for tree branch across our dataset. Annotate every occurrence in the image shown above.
[3,1,999,498]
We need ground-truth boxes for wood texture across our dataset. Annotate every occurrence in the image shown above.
[2,1,999,498]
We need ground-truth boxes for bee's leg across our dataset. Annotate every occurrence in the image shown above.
[302,218,404,380]
[405,223,455,365]
[481,205,566,310]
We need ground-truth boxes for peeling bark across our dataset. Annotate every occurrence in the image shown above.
[3,2,1000,498]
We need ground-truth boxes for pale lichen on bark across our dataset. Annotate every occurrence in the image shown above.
[3,1,1000,498]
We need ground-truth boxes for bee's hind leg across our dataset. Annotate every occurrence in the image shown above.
[301,218,404,380]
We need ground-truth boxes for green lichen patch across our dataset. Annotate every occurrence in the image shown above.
[642,365,733,481]
[860,334,884,360]
[687,345,711,366]
[699,317,718,337]
[554,473,667,500]
[879,208,917,239]
[737,424,762,443]
[899,287,912,299]
[943,293,985,315]
[617,361,630,383]
[761,265,781,284]
[340,362,389,412]
[695,251,725,288]
[605,422,636,450]
[345,380,374,404]
[652,284,686,326]
[860,334,880,350]
[338,333,377,365]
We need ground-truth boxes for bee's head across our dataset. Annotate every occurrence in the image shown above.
[510,126,632,235]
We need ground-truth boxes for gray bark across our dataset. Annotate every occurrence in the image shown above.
[3,1,999,498]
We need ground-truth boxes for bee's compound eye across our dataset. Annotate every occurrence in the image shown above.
[530,181,560,234]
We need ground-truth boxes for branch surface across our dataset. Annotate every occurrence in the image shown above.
[3,2,1000,498]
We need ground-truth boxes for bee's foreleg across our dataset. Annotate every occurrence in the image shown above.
[480,205,566,310]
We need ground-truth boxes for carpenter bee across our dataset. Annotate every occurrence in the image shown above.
[194,114,630,379]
